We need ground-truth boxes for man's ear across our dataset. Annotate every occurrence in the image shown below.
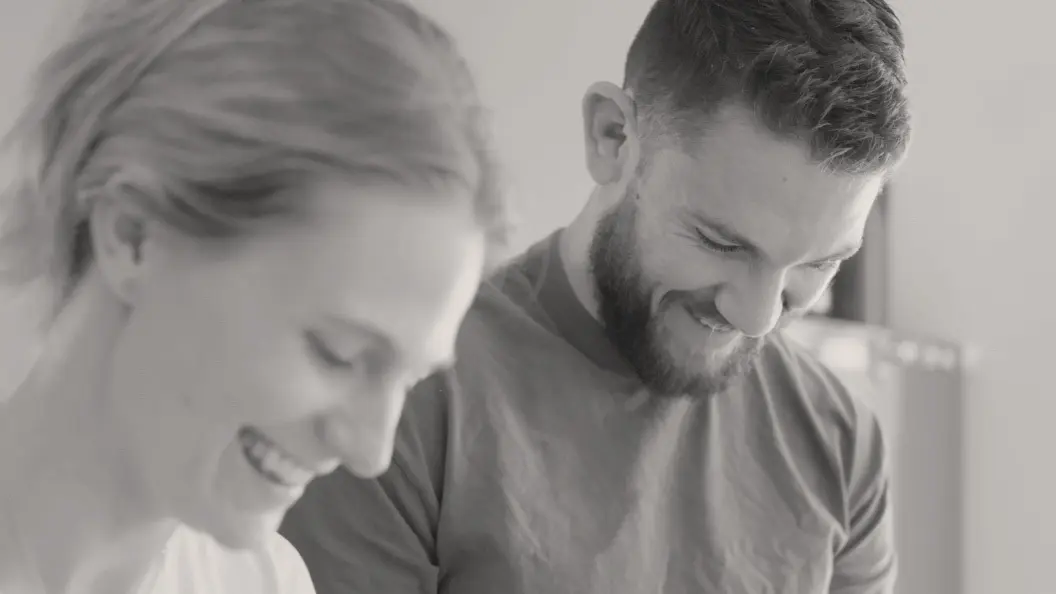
[88,198,158,305]
[581,81,641,188]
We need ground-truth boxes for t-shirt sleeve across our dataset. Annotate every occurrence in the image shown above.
[279,373,451,594]
[829,404,897,594]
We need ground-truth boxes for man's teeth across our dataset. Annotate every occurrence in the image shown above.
[695,315,730,332]
[239,429,314,488]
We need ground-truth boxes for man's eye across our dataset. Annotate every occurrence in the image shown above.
[697,230,741,254]
[305,331,355,369]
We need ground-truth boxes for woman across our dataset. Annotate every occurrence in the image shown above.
[0,0,508,592]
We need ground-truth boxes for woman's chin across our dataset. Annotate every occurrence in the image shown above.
[186,505,286,551]
[183,433,305,549]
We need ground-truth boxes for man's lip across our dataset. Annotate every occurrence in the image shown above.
[684,306,734,332]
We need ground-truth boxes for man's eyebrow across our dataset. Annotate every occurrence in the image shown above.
[688,211,761,251]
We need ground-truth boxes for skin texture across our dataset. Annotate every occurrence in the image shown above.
[563,84,885,398]
[0,176,485,591]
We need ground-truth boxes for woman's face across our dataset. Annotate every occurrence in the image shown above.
[101,176,485,548]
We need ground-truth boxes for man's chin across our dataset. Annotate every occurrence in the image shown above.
[678,343,762,397]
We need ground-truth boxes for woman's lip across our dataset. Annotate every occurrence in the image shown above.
[238,426,334,476]
[316,459,341,476]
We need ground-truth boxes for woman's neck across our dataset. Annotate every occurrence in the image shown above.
[0,276,176,593]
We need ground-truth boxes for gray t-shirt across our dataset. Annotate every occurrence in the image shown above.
[281,231,896,593]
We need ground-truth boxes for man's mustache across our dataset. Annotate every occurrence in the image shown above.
[661,291,734,332]
[663,290,801,334]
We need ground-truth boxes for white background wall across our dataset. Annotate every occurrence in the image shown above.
[888,1,1056,593]
[2,1,1054,592]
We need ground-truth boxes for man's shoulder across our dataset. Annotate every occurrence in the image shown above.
[757,332,865,416]
[452,242,563,361]
[751,329,894,558]
[735,331,890,523]
[399,242,562,442]
[750,331,884,458]
[471,241,553,321]
[407,266,556,410]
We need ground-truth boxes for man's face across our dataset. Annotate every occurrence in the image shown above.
[589,104,884,398]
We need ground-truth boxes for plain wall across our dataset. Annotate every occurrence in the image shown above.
[414,0,648,255]
[889,1,1055,593]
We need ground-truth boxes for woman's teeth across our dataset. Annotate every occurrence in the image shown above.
[238,427,315,488]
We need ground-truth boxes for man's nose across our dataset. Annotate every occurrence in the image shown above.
[320,383,408,478]
[716,269,786,338]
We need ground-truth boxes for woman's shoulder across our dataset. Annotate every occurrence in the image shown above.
[159,524,316,593]
[260,530,317,593]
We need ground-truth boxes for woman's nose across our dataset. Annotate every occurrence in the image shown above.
[321,383,408,478]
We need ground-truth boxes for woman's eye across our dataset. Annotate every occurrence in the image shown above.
[809,259,842,272]
[305,331,355,369]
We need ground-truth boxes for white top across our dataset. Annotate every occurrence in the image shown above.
[149,525,316,594]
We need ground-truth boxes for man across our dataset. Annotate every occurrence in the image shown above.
[281,0,911,591]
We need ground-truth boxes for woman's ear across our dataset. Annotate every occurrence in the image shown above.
[581,81,641,187]
[88,197,157,305]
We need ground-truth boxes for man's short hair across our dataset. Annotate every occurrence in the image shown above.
[624,0,910,174]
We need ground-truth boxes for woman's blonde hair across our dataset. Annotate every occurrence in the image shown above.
[0,0,509,329]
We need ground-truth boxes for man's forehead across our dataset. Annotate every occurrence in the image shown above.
[646,130,881,214]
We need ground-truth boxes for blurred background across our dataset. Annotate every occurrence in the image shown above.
[3,1,1053,593]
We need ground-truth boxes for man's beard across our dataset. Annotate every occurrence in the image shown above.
[588,197,764,399]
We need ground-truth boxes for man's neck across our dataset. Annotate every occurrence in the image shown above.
[559,188,611,324]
